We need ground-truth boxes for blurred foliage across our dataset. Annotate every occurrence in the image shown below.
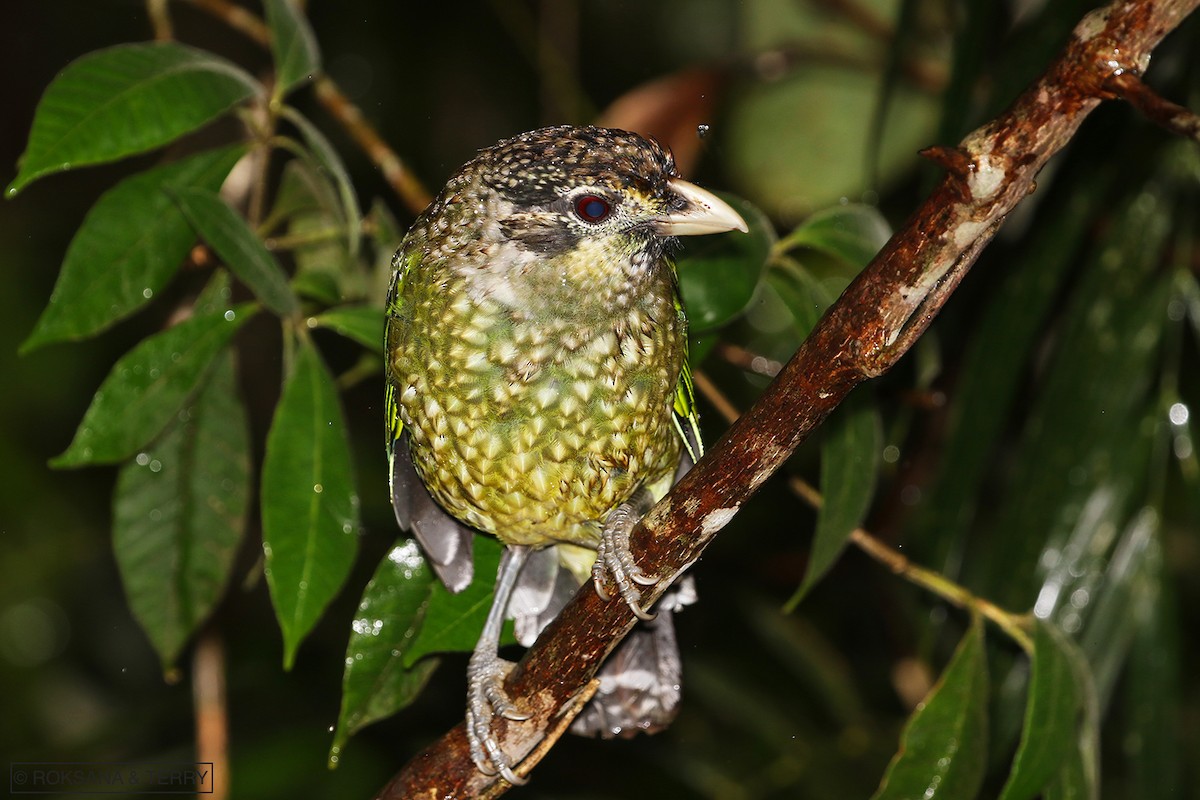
[2,1,1198,799]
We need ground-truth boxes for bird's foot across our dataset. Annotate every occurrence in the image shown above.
[467,647,529,785]
[592,496,657,620]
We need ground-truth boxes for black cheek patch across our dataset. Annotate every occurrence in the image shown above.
[499,217,581,256]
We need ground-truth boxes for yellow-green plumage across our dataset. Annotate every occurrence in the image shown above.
[386,126,698,550]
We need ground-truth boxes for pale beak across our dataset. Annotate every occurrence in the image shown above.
[654,178,749,236]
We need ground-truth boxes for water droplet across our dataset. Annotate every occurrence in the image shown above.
[171,352,182,362]
[149,509,162,522]
[142,287,154,299]
[1169,402,1189,426]
[696,123,710,139]
[328,725,334,733]
[224,310,236,321]
[136,453,150,466]
[342,523,353,534]
[148,368,160,379]
[149,459,163,473]
[313,483,323,494]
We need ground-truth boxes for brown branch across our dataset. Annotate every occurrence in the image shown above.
[376,0,1198,795]
[1106,71,1200,142]
[185,0,432,215]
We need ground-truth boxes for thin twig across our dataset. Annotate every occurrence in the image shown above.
[1106,71,1200,143]
[193,629,229,800]
[698,365,1034,652]
[147,0,173,40]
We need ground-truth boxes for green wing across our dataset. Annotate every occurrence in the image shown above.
[384,248,412,478]
[671,354,703,464]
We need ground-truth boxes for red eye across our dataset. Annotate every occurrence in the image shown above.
[574,194,611,222]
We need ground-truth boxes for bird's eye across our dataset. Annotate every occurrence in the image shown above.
[573,194,611,223]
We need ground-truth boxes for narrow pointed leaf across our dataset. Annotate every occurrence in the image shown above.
[113,348,249,668]
[678,194,774,333]
[788,392,881,607]
[872,615,989,800]
[311,306,384,354]
[283,108,361,257]
[997,619,1082,800]
[402,537,505,667]
[52,304,256,468]
[8,43,259,194]
[262,341,360,668]
[21,146,246,352]
[331,540,438,763]
[266,0,321,100]
[170,186,299,316]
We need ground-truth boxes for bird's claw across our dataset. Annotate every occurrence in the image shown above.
[467,649,528,785]
[593,498,657,620]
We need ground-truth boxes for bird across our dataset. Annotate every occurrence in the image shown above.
[384,124,747,783]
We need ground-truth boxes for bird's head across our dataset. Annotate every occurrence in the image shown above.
[423,126,747,305]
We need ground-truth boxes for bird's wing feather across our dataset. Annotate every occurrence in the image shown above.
[671,356,703,464]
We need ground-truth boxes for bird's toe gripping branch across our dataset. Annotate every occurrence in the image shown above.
[466,647,529,786]
[592,489,658,620]
[466,546,533,786]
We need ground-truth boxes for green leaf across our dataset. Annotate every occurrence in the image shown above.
[769,262,835,337]
[402,537,505,667]
[262,340,360,668]
[169,186,299,316]
[331,540,438,765]
[872,615,989,800]
[8,43,259,195]
[997,620,1082,800]
[266,0,321,100]
[52,304,256,467]
[727,66,936,219]
[678,194,774,333]
[283,108,361,258]
[786,391,880,608]
[776,203,891,268]
[21,146,246,352]
[311,306,384,354]
[113,348,249,668]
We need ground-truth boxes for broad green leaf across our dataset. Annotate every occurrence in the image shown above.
[776,203,891,268]
[331,540,437,764]
[262,340,360,668]
[8,43,259,195]
[169,186,299,316]
[678,194,774,333]
[265,0,321,100]
[113,348,249,668]
[402,537,506,667]
[872,615,988,800]
[769,261,834,337]
[283,108,362,258]
[311,306,384,354]
[52,304,256,467]
[786,391,880,608]
[997,620,1082,800]
[21,146,246,352]
[727,66,936,220]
